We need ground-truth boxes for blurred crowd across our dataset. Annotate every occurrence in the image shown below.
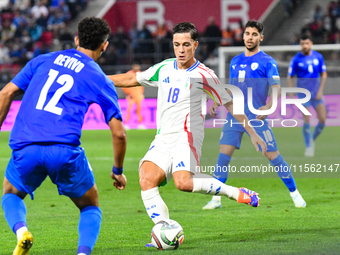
[0,0,326,82]
[0,0,86,83]
[294,1,340,44]
[98,17,247,70]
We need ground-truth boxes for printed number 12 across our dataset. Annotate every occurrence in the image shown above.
[36,69,74,115]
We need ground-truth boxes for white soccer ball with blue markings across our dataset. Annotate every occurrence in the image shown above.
[151,219,184,250]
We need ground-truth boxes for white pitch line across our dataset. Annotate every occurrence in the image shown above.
[0,157,141,162]
[0,156,338,162]
[201,156,339,161]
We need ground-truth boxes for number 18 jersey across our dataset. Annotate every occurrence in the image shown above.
[10,49,122,150]
[137,58,231,137]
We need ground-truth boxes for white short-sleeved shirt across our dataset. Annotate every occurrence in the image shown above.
[137,58,231,137]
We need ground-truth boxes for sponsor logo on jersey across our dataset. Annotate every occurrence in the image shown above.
[163,77,170,83]
[251,62,259,70]
[268,142,275,147]
[240,64,247,68]
[176,161,185,168]
[298,63,304,67]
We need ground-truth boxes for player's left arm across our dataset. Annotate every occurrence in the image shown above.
[224,100,267,156]
[109,117,127,190]
[257,58,281,120]
[256,84,281,120]
[0,82,24,129]
[316,55,327,100]
[316,71,327,100]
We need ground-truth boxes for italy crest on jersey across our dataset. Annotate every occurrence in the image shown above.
[185,77,192,90]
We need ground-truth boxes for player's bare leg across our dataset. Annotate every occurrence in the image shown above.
[135,94,145,128]
[312,103,327,149]
[125,95,134,124]
[70,184,99,210]
[315,103,327,124]
[2,177,33,255]
[70,184,101,255]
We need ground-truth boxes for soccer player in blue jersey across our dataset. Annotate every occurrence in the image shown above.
[0,17,127,255]
[203,20,306,210]
[287,34,327,157]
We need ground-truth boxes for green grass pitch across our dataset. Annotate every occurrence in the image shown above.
[0,127,339,254]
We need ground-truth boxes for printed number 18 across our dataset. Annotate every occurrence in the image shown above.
[167,87,180,103]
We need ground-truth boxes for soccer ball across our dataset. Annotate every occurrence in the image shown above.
[151,219,184,250]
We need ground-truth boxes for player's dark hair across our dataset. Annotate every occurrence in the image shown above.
[78,17,111,51]
[173,22,198,41]
[245,20,264,34]
[300,34,312,41]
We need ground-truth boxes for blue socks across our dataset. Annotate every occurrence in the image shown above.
[270,154,296,192]
[1,193,27,233]
[213,153,231,183]
[313,122,325,140]
[2,194,102,255]
[302,123,311,147]
[303,122,325,147]
[77,206,102,255]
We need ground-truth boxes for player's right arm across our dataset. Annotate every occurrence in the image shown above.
[287,57,297,99]
[109,117,127,190]
[0,82,24,128]
[107,72,141,87]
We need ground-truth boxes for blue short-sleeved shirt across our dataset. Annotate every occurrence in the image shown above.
[288,50,326,98]
[10,49,122,150]
[228,50,280,121]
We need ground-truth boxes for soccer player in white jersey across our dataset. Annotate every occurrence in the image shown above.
[108,22,267,246]
[203,21,306,210]
[287,34,327,157]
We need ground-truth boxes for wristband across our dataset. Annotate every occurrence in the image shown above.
[112,166,123,175]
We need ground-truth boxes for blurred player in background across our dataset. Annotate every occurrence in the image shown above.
[0,17,127,255]
[203,20,306,210]
[287,34,327,157]
[108,22,267,247]
[121,64,146,129]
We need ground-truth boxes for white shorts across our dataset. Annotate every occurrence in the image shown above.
[139,133,203,184]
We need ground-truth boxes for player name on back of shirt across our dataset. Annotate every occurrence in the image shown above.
[53,54,85,73]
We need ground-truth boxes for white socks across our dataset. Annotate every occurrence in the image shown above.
[141,187,169,224]
[192,174,239,200]
[211,196,221,202]
[16,226,28,241]
[290,189,300,197]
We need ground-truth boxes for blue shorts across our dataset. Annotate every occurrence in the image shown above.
[5,144,95,200]
[220,119,278,152]
[298,93,324,109]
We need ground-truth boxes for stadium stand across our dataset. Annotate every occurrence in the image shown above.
[0,0,88,85]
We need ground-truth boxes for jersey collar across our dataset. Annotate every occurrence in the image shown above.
[173,59,200,72]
